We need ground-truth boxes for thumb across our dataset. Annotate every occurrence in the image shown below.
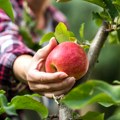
[34,37,58,60]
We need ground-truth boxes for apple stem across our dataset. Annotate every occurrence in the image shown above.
[59,21,110,119]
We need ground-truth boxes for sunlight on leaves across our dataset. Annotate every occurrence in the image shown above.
[61,80,120,109]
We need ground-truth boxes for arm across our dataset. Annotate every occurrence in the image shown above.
[0,8,34,93]
[0,9,75,98]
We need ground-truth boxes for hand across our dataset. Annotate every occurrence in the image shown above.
[26,37,76,98]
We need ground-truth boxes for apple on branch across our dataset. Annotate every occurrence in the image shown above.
[45,41,89,80]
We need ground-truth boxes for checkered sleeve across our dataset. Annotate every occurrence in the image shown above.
[0,8,34,96]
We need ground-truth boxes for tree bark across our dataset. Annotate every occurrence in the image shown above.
[59,103,73,120]
[59,22,109,120]
[76,21,109,85]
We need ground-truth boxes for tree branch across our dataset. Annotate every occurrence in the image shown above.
[59,103,73,120]
[59,21,109,120]
[76,21,109,84]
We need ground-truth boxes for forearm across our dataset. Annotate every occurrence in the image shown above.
[13,55,33,84]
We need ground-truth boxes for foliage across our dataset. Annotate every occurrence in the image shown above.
[0,91,48,119]
[39,22,76,45]
[1,0,120,119]
[61,80,120,109]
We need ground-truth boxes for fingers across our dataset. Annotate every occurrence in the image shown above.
[28,77,75,92]
[34,37,57,60]
[27,71,68,83]
[42,80,75,98]
[29,77,75,98]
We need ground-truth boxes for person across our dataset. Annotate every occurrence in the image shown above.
[0,0,76,100]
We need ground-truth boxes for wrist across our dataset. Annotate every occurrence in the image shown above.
[13,55,33,83]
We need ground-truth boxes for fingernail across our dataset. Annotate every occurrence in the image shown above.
[59,72,68,79]
[69,77,76,83]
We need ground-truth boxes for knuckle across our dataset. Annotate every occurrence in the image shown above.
[26,71,33,81]
[35,49,42,59]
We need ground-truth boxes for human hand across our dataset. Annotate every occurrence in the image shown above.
[26,37,76,98]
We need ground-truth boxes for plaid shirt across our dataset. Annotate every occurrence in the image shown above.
[0,0,67,99]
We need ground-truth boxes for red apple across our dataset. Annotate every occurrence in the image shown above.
[45,41,89,80]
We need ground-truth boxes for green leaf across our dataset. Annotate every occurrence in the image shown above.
[61,80,120,110]
[0,94,8,107]
[81,111,104,120]
[79,23,85,40]
[83,0,106,8]
[3,105,17,116]
[92,11,112,25]
[39,32,55,45]
[0,90,5,94]
[0,0,14,21]
[54,22,76,43]
[10,95,48,119]
[54,22,70,43]
[104,0,119,20]
[108,31,119,44]
[0,94,17,116]
[113,0,120,13]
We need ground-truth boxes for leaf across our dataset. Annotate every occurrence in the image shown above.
[83,0,106,8]
[61,80,120,110]
[0,94,8,107]
[104,0,119,20]
[0,90,5,94]
[10,95,48,119]
[54,22,76,43]
[39,32,55,45]
[113,80,120,85]
[108,31,119,44]
[0,94,17,116]
[54,22,70,43]
[3,105,17,116]
[92,11,112,25]
[113,0,120,13]
[79,23,85,40]
[0,0,14,21]
[81,111,104,120]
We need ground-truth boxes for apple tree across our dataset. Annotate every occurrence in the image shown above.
[1,0,120,120]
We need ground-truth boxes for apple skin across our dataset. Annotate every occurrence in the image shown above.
[45,41,89,80]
